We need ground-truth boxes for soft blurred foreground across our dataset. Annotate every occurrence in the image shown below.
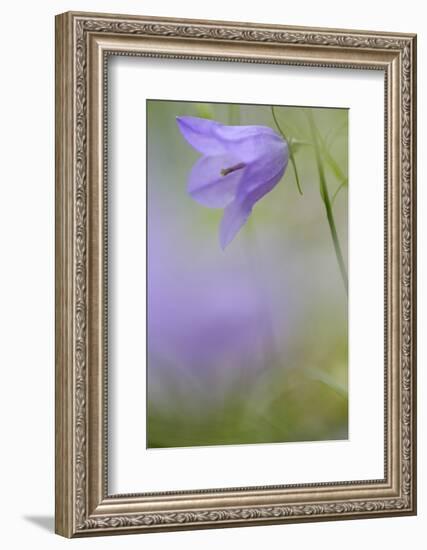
[147,100,348,448]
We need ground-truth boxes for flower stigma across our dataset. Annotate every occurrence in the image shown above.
[220,162,246,177]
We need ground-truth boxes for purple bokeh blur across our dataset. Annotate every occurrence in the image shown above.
[147,192,292,402]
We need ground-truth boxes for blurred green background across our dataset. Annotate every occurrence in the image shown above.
[147,100,348,448]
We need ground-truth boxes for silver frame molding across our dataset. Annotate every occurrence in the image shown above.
[55,11,417,538]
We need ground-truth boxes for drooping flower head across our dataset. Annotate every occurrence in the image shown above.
[176,116,288,248]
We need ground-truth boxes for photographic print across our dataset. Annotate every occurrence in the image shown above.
[56,13,416,536]
[147,100,348,449]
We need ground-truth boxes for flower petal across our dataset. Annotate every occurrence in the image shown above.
[215,124,278,142]
[188,154,245,208]
[176,116,225,155]
[219,159,288,249]
[236,138,288,197]
[219,198,252,249]
[216,125,286,163]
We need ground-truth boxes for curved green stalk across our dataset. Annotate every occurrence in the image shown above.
[316,124,347,184]
[306,110,348,295]
[331,179,348,205]
[271,106,303,195]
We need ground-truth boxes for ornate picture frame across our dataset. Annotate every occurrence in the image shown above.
[55,11,417,537]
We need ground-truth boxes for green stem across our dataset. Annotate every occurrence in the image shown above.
[331,179,348,205]
[289,155,303,196]
[306,110,348,295]
[317,125,347,184]
[271,106,303,195]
